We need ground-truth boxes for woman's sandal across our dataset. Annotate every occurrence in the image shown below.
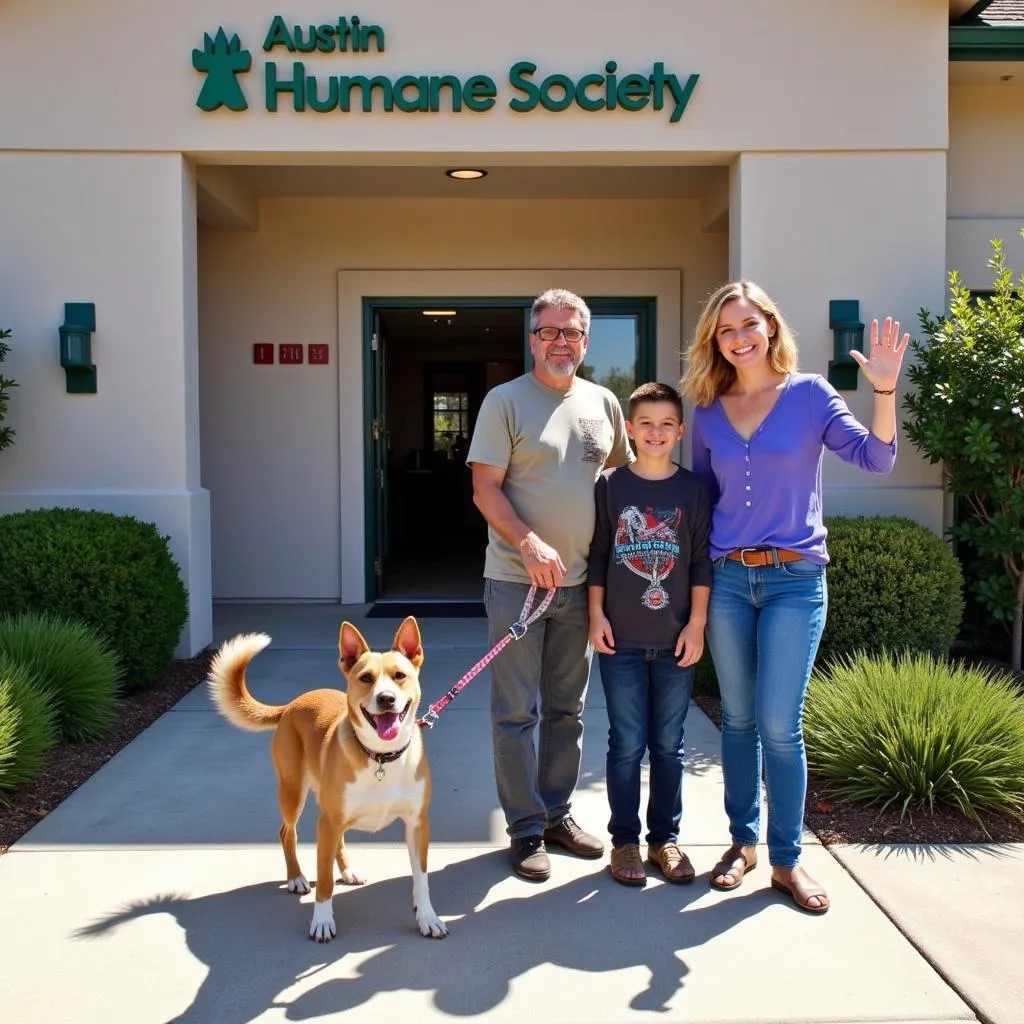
[770,868,830,915]
[709,843,758,891]
[609,843,647,887]
[647,842,696,884]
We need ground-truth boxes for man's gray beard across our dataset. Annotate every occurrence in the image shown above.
[544,356,579,378]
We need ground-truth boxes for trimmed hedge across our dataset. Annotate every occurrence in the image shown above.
[0,611,122,742]
[817,515,964,666]
[0,508,187,691]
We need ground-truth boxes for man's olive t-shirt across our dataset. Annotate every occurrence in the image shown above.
[467,372,632,586]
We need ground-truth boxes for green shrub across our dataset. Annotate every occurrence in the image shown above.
[903,236,1024,670]
[0,656,59,791]
[805,651,1024,824]
[818,515,963,666]
[0,508,188,691]
[0,611,121,742]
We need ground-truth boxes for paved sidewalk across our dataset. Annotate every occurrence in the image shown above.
[0,603,1019,1023]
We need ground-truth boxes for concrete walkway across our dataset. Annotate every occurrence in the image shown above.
[1,603,1021,1023]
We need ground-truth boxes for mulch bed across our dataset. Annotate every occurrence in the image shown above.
[2,649,1023,853]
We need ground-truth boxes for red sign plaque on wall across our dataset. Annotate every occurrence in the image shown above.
[279,343,304,364]
[308,344,330,365]
[253,343,274,365]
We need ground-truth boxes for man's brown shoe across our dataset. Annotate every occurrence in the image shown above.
[510,836,551,881]
[543,816,605,859]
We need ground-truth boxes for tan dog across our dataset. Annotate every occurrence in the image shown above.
[207,617,447,942]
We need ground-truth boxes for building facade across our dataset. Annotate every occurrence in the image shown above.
[1,0,1022,654]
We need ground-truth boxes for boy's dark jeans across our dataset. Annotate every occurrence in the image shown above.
[597,648,694,847]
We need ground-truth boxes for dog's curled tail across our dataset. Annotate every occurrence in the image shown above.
[207,633,284,732]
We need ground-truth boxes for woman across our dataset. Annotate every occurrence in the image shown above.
[680,281,908,914]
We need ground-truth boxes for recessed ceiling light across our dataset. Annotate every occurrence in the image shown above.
[422,309,457,316]
[445,168,487,180]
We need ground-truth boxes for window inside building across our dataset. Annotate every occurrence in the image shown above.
[432,390,469,451]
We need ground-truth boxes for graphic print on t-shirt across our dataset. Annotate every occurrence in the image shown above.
[614,505,682,610]
[577,418,609,464]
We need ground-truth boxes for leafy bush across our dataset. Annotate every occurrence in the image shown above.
[805,652,1024,824]
[0,612,122,742]
[818,515,963,666]
[0,509,188,691]
[0,657,59,791]
[903,235,1024,670]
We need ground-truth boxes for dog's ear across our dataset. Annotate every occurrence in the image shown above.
[338,622,370,672]
[393,616,423,669]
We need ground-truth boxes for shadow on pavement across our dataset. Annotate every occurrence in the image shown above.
[72,850,767,1022]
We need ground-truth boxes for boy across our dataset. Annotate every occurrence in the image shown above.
[587,382,712,886]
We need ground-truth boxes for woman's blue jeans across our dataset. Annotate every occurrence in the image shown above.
[598,648,694,847]
[705,556,827,868]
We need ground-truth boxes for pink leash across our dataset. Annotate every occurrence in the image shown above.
[418,585,556,729]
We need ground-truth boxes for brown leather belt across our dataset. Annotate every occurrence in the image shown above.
[726,547,804,568]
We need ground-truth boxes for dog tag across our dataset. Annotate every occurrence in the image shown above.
[375,764,386,781]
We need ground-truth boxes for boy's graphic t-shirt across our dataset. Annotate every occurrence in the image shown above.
[588,465,712,650]
[614,503,683,611]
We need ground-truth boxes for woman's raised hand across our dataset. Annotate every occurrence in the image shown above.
[850,317,910,393]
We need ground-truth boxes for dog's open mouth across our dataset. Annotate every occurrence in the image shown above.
[361,704,410,742]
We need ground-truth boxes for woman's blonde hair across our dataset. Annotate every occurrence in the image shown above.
[680,281,798,406]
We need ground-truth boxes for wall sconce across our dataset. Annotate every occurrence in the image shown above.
[827,299,864,391]
[59,302,97,394]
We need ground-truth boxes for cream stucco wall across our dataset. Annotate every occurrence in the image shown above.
[0,0,967,633]
[0,0,949,156]
[730,151,948,530]
[199,197,727,600]
[0,153,211,654]
[947,84,1024,288]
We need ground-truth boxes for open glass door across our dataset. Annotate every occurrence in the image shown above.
[580,301,656,413]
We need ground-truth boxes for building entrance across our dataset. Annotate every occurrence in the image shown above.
[370,303,526,608]
[366,296,655,611]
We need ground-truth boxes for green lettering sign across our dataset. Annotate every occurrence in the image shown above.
[192,16,699,123]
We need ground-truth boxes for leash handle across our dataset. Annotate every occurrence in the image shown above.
[418,586,555,728]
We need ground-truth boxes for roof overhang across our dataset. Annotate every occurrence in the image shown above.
[950,25,1024,58]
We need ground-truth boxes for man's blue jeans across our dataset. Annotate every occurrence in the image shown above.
[704,556,827,867]
[597,648,694,847]
[483,579,593,839]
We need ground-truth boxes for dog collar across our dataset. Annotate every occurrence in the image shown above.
[356,736,412,781]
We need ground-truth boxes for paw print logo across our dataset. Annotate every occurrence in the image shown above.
[192,28,252,111]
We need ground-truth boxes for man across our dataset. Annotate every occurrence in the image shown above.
[467,288,633,880]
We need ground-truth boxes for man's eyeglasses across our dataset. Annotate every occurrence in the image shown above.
[534,326,586,343]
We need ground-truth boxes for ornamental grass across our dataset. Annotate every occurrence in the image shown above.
[0,656,59,791]
[804,652,1024,825]
[0,612,121,743]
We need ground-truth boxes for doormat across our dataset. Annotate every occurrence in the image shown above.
[367,601,486,619]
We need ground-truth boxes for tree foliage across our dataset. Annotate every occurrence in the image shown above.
[903,235,1024,670]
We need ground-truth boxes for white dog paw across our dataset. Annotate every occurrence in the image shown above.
[416,907,448,939]
[308,901,336,943]
[288,874,310,894]
[339,868,365,886]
